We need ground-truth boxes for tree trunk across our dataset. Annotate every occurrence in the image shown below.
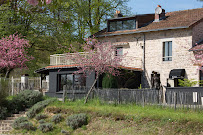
[5,68,10,78]
[84,75,99,104]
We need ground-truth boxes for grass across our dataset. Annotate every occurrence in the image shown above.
[11,98,203,135]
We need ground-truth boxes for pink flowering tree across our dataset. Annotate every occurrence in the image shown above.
[67,38,127,103]
[0,34,33,78]
[0,0,52,6]
[27,0,52,6]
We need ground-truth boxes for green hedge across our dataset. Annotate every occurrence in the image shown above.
[66,113,88,129]
[0,90,44,120]
[102,74,118,88]
[27,98,56,118]
[8,90,43,114]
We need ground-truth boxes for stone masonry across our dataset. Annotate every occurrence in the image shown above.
[98,23,202,88]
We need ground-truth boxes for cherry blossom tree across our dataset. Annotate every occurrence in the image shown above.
[27,0,52,6]
[0,34,33,78]
[67,38,127,103]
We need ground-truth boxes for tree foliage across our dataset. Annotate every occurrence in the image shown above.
[68,38,127,103]
[0,34,33,77]
[0,0,129,77]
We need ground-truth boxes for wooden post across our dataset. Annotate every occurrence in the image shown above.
[11,76,14,96]
[40,74,42,92]
[62,85,67,103]
[118,90,120,104]
[174,92,177,110]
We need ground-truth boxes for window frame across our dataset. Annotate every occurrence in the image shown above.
[108,19,136,32]
[115,47,123,56]
[57,73,86,92]
[163,41,172,61]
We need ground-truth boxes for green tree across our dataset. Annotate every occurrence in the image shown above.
[0,0,130,77]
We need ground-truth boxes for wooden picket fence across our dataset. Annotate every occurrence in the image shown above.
[0,77,49,96]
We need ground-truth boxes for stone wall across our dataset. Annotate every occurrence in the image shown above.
[98,27,201,88]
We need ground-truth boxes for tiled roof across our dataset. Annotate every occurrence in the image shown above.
[45,64,79,69]
[94,8,203,37]
[35,64,142,73]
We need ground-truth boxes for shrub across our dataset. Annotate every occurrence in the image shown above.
[35,114,48,120]
[12,117,28,129]
[102,74,118,88]
[19,122,35,130]
[0,79,9,105]
[38,123,53,133]
[27,98,56,118]
[8,90,43,113]
[51,114,63,124]
[38,119,46,124]
[45,107,62,114]
[0,106,8,120]
[66,113,88,129]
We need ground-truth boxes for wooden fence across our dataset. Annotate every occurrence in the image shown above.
[0,77,49,96]
[61,87,203,109]
[165,87,203,109]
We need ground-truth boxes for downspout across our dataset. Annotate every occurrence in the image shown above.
[142,33,146,88]
[143,33,145,74]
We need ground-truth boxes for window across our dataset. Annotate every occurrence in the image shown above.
[115,47,123,56]
[109,19,136,32]
[163,41,172,61]
[57,74,86,91]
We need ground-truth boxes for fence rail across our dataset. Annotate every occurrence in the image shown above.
[50,53,142,69]
[0,77,49,96]
[59,87,203,109]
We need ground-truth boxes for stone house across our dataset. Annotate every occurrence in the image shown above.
[35,6,203,98]
[94,6,203,89]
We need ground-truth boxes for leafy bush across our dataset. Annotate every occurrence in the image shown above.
[7,90,43,114]
[178,79,203,87]
[51,114,63,124]
[0,106,8,120]
[45,107,62,114]
[35,114,48,120]
[38,119,46,124]
[0,78,9,106]
[102,74,118,88]
[38,123,53,133]
[19,122,35,130]
[27,98,56,118]
[12,117,28,129]
[66,113,88,129]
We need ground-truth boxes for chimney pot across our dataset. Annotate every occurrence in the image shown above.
[154,5,166,22]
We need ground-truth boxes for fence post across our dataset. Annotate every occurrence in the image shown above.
[174,92,177,110]
[62,85,67,103]
[11,76,14,96]
[118,90,120,104]
[21,74,29,90]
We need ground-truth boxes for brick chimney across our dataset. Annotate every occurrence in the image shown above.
[114,10,123,18]
[154,5,165,22]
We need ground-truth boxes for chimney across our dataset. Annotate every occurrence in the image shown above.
[154,5,165,22]
[114,10,123,18]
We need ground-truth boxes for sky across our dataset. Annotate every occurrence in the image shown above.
[127,0,203,15]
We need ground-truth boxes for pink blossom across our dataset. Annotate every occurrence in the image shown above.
[0,34,33,76]
[27,0,52,6]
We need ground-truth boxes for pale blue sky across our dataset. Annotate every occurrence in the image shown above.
[127,0,203,14]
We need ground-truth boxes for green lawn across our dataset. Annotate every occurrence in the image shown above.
[12,99,203,135]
